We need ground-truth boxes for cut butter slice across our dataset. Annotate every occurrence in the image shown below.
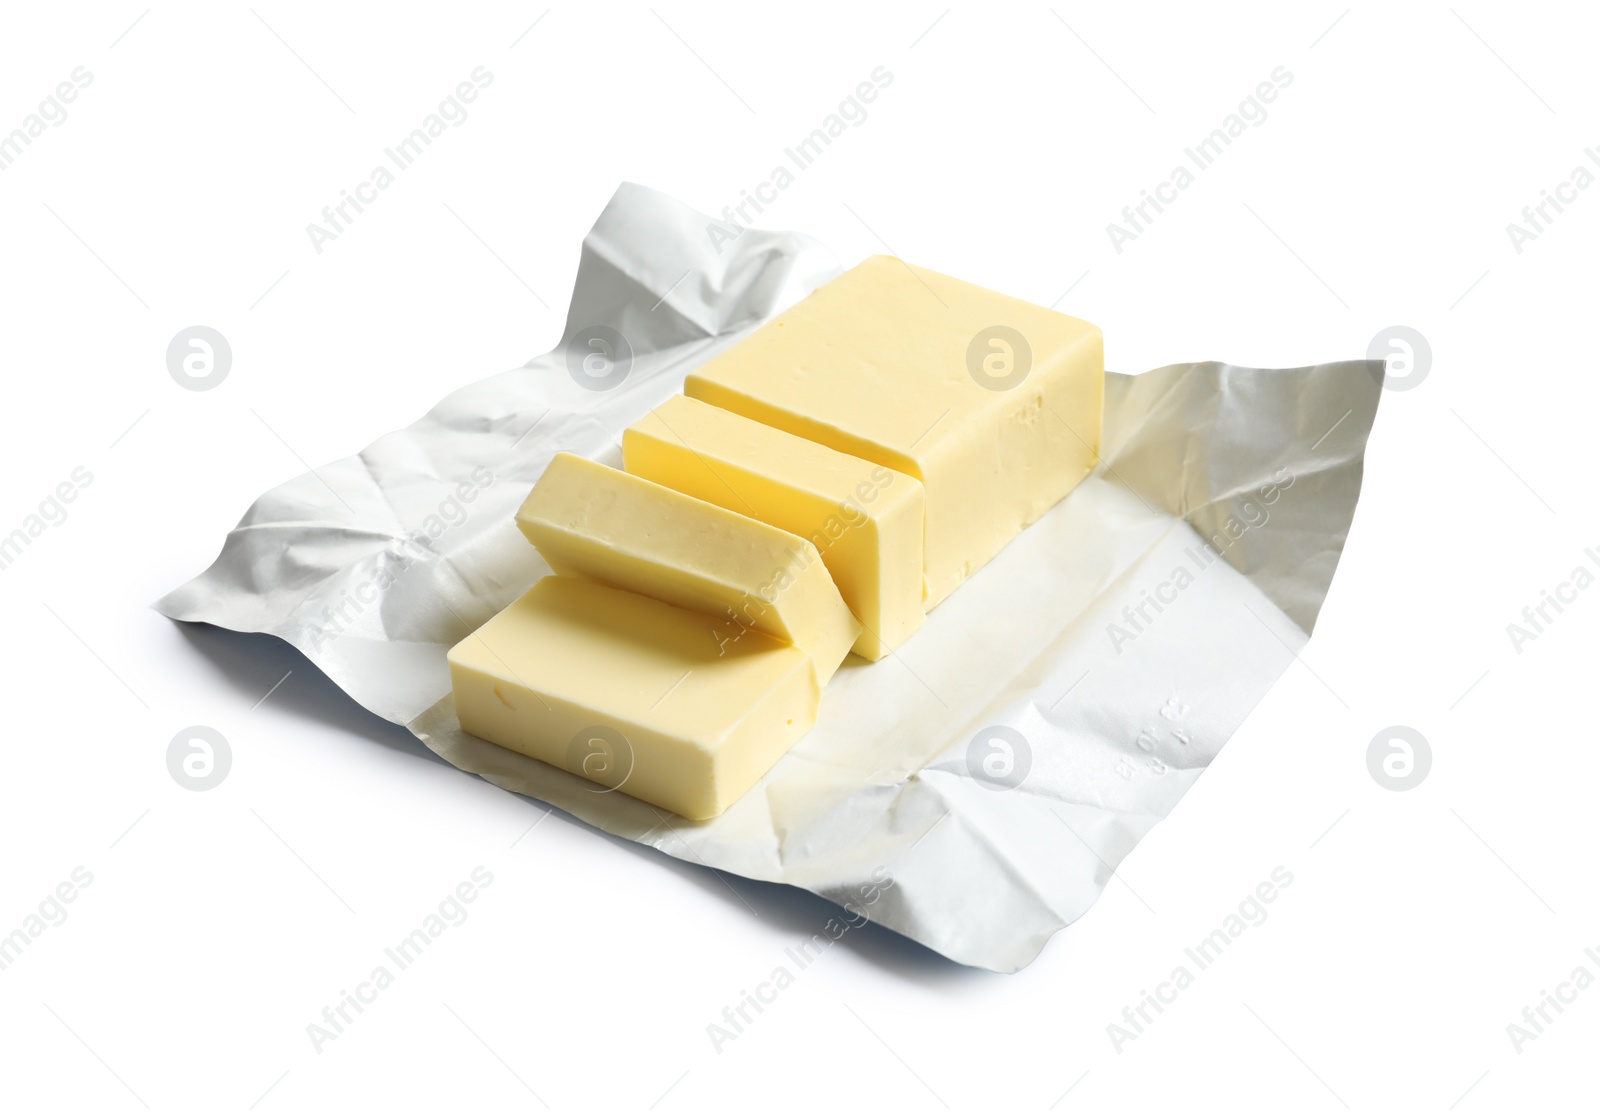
[624,394,925,660]
[517,453,859,684]
[685,255,1103,608]
[449,576,818,820]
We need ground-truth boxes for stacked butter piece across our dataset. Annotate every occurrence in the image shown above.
[449,256,1104,819]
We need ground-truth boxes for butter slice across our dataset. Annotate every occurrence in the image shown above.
[624,395,925,661]
[685,255,1103,608]
[517,453,859,684]
[449,577,818,820]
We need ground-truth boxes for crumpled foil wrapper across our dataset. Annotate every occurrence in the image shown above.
[157,183,1382,972]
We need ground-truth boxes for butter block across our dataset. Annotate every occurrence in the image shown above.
[624,394,925,660]
[449,576,818,820]
[517,453,860,684]
[685,255,1103,608]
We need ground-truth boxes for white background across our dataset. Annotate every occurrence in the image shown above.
[0,1,1594,1114]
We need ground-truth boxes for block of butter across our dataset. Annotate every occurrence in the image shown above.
[685,255,1103,608]
[449,576,819,820]
[624,394,925,661]
[517,453,860,684]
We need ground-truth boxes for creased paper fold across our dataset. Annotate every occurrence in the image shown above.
[158,183,1380,972]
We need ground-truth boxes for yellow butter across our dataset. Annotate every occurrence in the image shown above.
[685,255,1103,608]
[624,394,925,660]
[517,453,859,684]
[449,576,818,820]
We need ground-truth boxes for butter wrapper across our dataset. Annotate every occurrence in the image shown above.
[157,183,1381,972]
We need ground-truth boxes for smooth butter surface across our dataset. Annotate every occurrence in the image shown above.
[517,453,858,684]
[448,576,819,820]
[624,394,925,660]
[685,254,1103,607]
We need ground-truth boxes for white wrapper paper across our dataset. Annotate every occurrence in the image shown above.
[157,183,1382,972]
